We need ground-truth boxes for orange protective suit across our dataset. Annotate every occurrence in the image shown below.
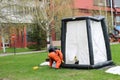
[55,50,63,62]
[48,52,61,69]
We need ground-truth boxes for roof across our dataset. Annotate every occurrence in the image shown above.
[62,16,105,22]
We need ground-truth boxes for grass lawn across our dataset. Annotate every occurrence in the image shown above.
[0,44,120,80]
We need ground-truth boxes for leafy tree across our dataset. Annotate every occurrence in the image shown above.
[27,24,46,50]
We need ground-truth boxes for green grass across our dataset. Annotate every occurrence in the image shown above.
[110,44,120,65]
[0,48,35,54]
[0,44,120,80]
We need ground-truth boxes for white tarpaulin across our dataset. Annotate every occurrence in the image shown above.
[105,66,120,75]
[40,61,56,68]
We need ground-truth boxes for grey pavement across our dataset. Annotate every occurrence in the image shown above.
[0,50,46,57]
[0,42,119,57]
[110,42,119,45]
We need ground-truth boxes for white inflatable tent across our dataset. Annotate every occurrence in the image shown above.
[61,16,113,69]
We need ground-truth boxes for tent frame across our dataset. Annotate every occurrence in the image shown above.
[61,16,113,69]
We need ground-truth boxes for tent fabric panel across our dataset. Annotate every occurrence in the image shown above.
[65,20,90,65]
[90,21,107,64]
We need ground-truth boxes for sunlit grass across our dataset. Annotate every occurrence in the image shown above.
[0,44,120,80]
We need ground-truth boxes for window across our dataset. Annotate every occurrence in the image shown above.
[114,0,120,8]
[94,0,105,6]
[106,0,111,7]
[116,16,120,22]
[94,0,111,7]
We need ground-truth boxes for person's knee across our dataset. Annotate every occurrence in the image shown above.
[56,61,61,68]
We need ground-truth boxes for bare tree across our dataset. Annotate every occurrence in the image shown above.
[31,0,73,48]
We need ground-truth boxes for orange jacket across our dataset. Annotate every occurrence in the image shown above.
[48,52,61,68]
[55,50,63,61]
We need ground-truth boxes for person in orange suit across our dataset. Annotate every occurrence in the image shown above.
[48,48,62,69]
[54,47,64,63]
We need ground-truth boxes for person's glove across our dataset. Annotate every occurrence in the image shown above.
[62,60,64,63]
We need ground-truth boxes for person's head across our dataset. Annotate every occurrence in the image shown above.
[48,47,55,53]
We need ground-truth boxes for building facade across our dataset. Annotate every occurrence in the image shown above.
[1,0,120,49]
[73,0,120,32]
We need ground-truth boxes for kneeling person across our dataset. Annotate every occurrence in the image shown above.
[48,48,62,69]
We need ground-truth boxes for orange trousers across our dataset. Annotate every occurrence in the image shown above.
[48,52,62,69]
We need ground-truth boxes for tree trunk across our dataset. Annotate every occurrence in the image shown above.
[2,36,6,53]
[46,25,53,49]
